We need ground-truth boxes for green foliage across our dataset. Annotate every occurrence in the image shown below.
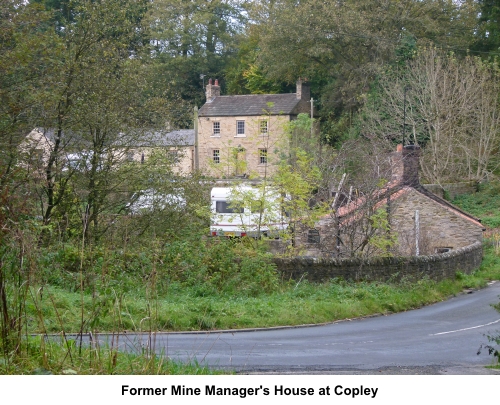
[478,332,500,366]
[0,1,62,186]
[162,237,279,296]
[37,235,279,298]
[146,0,248,108]
[253,0,478,134]
[473,0,500,55]
[13,244,500,336]
[453,182,500,229]
[275,149,326,230]
[241,64,283,94]
[224,29,287,95]
[395,32,417,66]
[321,111,355,148]
[4,0,499,375]
[367,207,398,257]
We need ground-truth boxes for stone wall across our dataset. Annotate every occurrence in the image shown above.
[422,182,478,200]
[274,241,483,283]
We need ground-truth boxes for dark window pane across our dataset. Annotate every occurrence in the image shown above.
[216,201,243,214]
[307,229,320,243]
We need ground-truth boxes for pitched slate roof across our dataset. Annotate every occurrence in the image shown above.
[37,127,85,148]
[198,93,311,117]
[335,183,484,230]
[136,129,194,147]
[412,184,484,229]
[34,128,194,148]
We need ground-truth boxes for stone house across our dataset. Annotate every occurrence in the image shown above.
[21,128,194,175]
[19,128,55,169]
[127,129,195,174]
[296,144,485,257]
[197,79,313,178]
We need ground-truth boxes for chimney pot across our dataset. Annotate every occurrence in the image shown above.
[205,78,221,101]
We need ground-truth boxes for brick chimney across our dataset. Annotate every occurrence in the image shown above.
[296,78,310,101]
[205,78,221,102]
[390,144,421,187]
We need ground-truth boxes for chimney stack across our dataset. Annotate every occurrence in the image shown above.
[296,78,310,101]
[206,78,221,102]
[391,144,420,187]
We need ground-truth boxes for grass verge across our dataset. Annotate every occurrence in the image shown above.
[4,245,498,374]
[3,184,500,374]
[0,335,223,375]
[19,245,500,333]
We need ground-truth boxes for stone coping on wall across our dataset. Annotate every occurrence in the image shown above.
[273,241,483,283]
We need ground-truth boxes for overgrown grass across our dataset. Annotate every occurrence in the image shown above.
[0,335,221,375]
[8,243,498,373]
[16,245,500,334]
[16,181,499,335]
[453,182,500,228]
[3,182,500,373]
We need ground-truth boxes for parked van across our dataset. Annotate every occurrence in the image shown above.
[210,186,288,237]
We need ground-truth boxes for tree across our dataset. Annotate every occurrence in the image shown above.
[250,0,479,142]
[0,1,61,190]
[326,135,399,258]
[272,114,331,252]
[146,0,248,108]
[0,0,64,355]
[224,27,289,95]
[15,0,178,244]
[356,48,500,185]
[119,150,212,243]
[473,0,500,55]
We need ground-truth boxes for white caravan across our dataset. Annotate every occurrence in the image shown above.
[210,186,289,237]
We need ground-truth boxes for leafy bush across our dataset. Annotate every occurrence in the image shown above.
[37,235,279,298]
[161,237,279,296]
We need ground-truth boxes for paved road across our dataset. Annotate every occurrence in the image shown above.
[99,281,500,374]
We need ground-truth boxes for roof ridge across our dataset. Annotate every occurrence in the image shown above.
[334,184,483,229]
[414,185,484,228]
[214,93,297,97]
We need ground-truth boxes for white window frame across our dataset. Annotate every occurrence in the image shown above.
[259,148,268,165]
[213,149,220,164]
[236,120,245,137]
[259,120,268,136]
[212,121,221,137]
